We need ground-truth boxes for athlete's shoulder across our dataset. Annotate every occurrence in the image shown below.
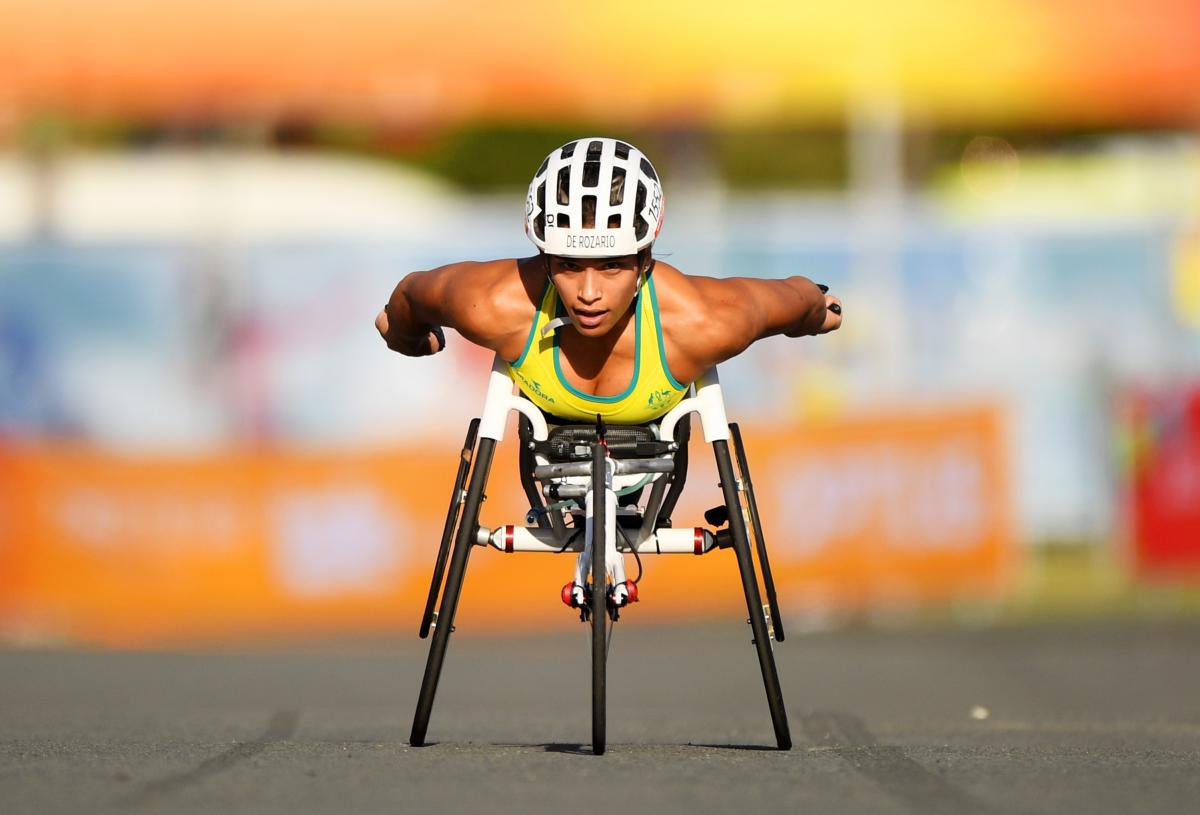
[646,262,726,378]
[650,261,758,372]
[649,261,735,326]
[645,260,702,307]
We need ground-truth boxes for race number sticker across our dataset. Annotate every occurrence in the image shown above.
[646,183,664,229]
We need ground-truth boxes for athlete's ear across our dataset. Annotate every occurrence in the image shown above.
[639,250,655,276]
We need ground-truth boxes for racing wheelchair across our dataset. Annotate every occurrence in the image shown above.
[410,357,790,755]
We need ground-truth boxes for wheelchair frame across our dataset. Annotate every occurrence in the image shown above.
[410,356,791,754]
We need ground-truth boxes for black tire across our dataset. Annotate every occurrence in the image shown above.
[590,441,607,756]
[420,419,480,639]
[410,437,495,747]
[730,423,785,642]
[714,439,792,750]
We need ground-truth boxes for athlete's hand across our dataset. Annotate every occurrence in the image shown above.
[818,293,843,334]
[781,282,843,337]
[375,307,446,356]
[793,283,842,335]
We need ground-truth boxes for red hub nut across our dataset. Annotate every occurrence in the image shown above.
[623,580,639,603]
[561,582,578,608]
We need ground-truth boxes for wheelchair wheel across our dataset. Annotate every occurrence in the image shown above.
[730,423,785,643]
[590,441,607,755]
[713,439,792,750]
[419,418,479,639]
[410,438,496,748]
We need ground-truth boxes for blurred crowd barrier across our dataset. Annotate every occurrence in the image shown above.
[0,406,1010,646]
[2,143,1197,547]
[2,135,1199,643]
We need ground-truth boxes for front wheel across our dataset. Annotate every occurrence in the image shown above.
[590,442,607,755]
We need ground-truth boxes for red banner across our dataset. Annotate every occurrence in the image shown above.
[1120,386,1200,576]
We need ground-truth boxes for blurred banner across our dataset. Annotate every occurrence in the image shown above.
[1119,385,1200,577]
[744,406,1012,612]
[0,406,1011,646]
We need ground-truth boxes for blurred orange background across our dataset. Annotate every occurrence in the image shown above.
[2,1,1198,125]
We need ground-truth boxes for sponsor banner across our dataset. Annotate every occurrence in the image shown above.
[1118,386,1200,576]
[731,407,1013,611]
[0,407,1011,645]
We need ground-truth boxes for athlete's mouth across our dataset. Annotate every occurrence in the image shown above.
[573,308,607,327]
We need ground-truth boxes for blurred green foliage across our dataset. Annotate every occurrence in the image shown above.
[383,124,663,191]
[394,125,851,191]
[711,129,848,189]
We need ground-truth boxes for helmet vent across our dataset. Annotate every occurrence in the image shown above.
[639,157,658,182]
[560,141,578,159]
[608,214,621,228]
[556,167,571,205]
[581,195,597,228]
[557,213,570,227]
[614,141,631,160]
[634,181,649,240]
[534,181,546,240]
[609,166,626,206]
[535,156,549,177]
[583,160,600,188]
[586,140,604,160]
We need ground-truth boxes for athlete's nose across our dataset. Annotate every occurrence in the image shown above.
[578,270,601,304]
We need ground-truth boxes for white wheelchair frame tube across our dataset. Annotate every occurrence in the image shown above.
[574,457,629,607]
[473,355,731,608]
[659,367,730,444]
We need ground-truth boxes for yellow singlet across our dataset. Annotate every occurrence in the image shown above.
[505,273,690,425]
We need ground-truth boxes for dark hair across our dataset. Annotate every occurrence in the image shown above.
[540,248,655,277]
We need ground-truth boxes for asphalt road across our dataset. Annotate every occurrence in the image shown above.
[2,620,1198,815]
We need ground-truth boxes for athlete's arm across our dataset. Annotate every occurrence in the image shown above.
[661,266,840,372]
[376,260,531,358]
[708,275,838,340]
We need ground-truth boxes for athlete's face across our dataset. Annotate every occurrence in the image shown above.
[547,255,641,337]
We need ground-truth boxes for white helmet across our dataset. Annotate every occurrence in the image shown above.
[525,137,665,258]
